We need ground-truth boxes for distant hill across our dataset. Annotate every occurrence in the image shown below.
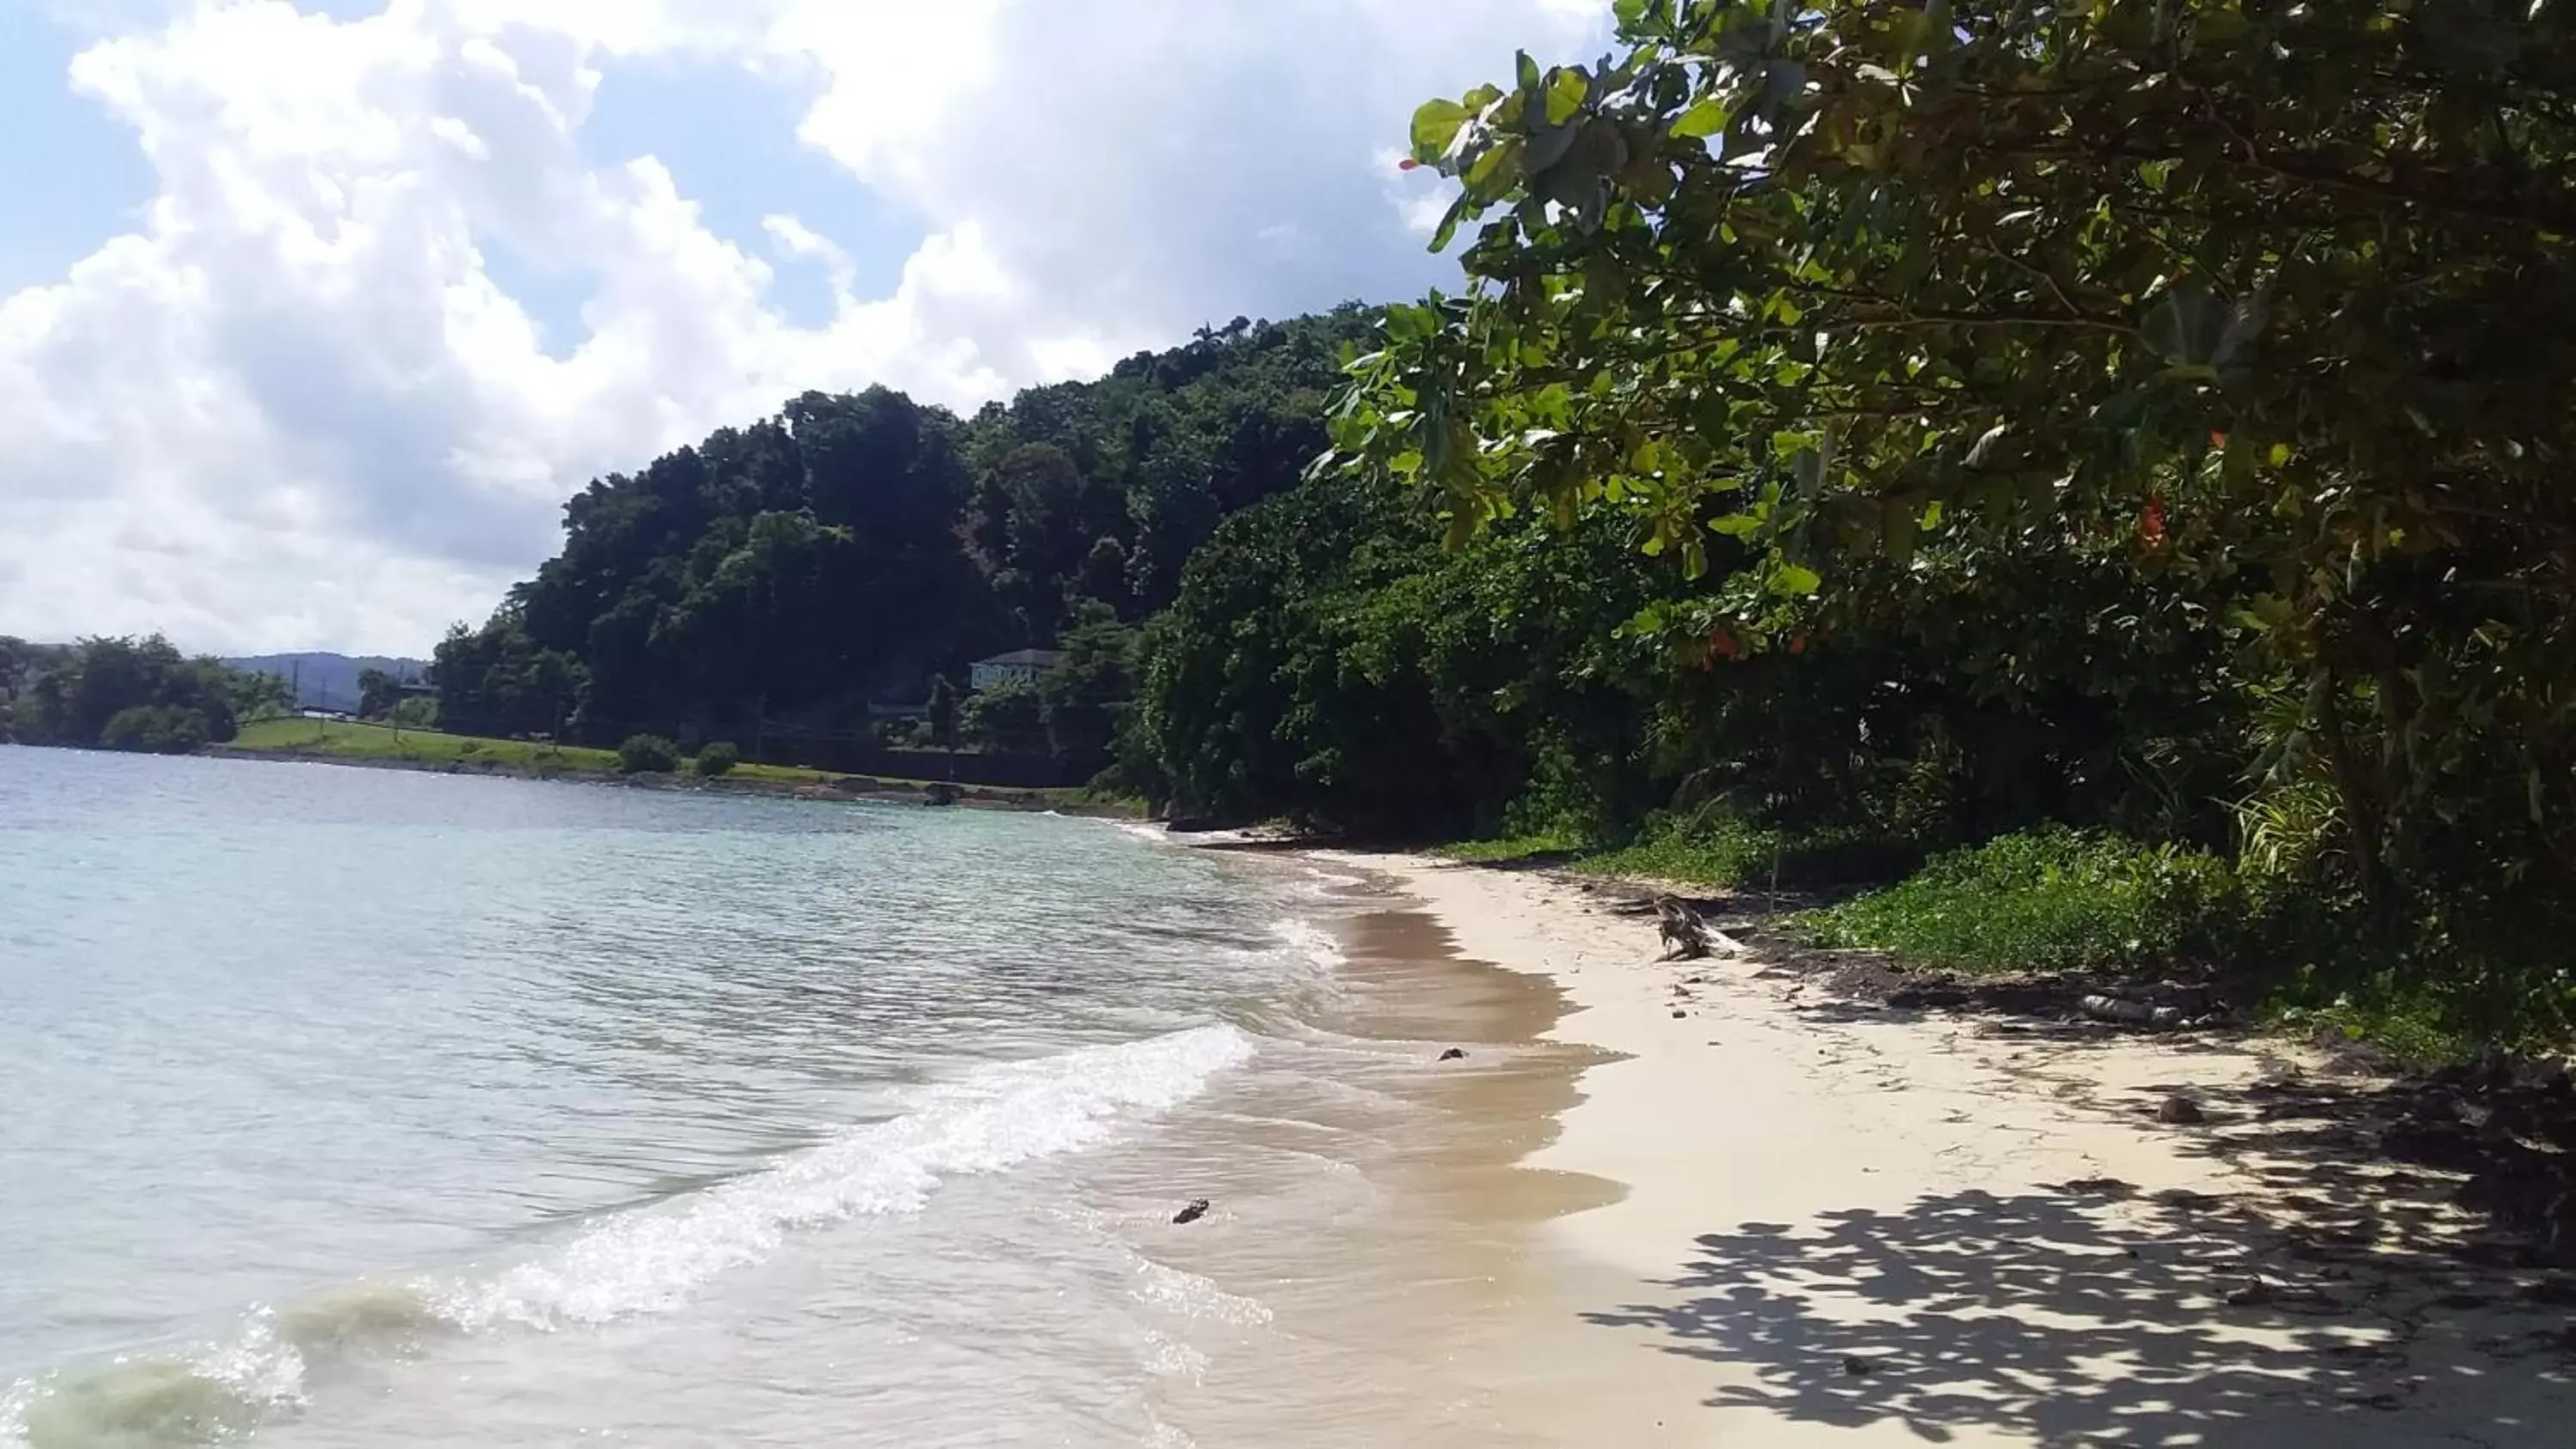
[224,653,428,714]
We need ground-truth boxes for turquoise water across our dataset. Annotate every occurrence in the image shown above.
[1,749,1506,1447]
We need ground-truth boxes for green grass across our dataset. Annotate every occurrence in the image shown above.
[1432,830,1588,864]
[221,718,840,785]
[1798,828,2258,976]
[226,718,621,770]
[1577,814,1786,888]
[1435,811,1923,889]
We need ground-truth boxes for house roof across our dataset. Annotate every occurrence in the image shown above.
[975,648,1066,667]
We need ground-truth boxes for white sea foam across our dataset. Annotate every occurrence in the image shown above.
[1128,1258,1274,1328]
[1139,1329,1209,1382]
[436,1024,1258,1331]
[0,1308,311,1449]
[1268,919,1346,973]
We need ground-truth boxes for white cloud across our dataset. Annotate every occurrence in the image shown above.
[0,0,1609,654]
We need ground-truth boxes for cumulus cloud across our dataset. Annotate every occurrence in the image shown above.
[0,0,1607,654]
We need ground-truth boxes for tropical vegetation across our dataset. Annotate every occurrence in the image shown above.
[1304,0,2576,1047]
[0,636,285,753]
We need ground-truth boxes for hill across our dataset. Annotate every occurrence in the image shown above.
[224,653,428,714]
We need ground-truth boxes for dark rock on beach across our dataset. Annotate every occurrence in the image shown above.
[1172,1198,1211,1225]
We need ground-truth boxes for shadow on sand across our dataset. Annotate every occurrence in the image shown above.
[1582,1076,2576,1446]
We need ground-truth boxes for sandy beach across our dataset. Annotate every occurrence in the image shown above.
[1330,851,2576,1448]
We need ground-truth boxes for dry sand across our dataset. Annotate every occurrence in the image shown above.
[1328,851,2576,1448]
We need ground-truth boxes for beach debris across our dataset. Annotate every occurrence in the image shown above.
[2081,993,2188,1029]
[2158,1094,2208,1125]
[2048,1177,2138,1197]
[1172,1198,1211,1225]
[2224,1276,2275,1307]
[1672,1008,1688,1019]
[1438,1047,1467,1062]
[1841,1357,1875,1377]
[1655,894,1713,961]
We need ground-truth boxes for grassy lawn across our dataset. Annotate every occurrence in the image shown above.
[214,719,1124,804]
[220,718,847,785]
[224,718,619,770]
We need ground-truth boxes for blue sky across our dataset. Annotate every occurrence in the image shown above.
[0,0,1606,654]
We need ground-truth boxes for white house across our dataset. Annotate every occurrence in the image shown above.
[969,648,1066,692]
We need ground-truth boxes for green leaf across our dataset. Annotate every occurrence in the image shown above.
[1427,195,1471,252]
[1769,564,1823,597]
[1671,95,1728,139]
[1546,68,1589,126]
[1464,136,1525,199]
[1411,100,1473,161]
[1708,513,1763,538]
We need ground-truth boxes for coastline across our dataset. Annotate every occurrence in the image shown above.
[188,743,1133,814]
[1331,851,2575,1447]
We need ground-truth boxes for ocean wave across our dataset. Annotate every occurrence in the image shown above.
[2,1306,319,1449]
[436,1023,1257,1331]
[1127,1258,1273,1329]
[3,1027,1256,1449]
[1267,919,1346,973]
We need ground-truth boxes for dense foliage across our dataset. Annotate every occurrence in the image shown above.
[2,636,282,753]
[616,734,681,775]
[1280,0,2576,1038]
[1802,829,2263,975]
[431,312,1375,755]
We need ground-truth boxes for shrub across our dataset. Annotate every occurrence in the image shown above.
[616,733,680,774]
[695,741,741,778]
[1580,806,1925,892]
[1800,828,2263,975]
[98,705,212,755]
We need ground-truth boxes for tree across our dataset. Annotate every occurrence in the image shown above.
[1041,600,1139,759]
[960,678,1047,754]
[100,705,211,755]
[926,675,959,749]
[356,668,402,720]
[1339,0,2576,980]
[8,637,246,750]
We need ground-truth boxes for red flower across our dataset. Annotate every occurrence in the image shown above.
[1397,157,1423,173]
[1789,631,1807,655]
[1710,628,1739,660]
[2209,429,2227,448]
[2142,495,2168,543]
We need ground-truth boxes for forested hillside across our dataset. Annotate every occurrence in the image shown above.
[426,0,2575,1048]
[430,311,1371,751]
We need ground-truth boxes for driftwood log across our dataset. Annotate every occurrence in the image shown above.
[2080,994,2190,1029]
[1656,894,1713,961]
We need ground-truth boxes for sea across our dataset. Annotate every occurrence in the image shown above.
[0,748,1608,1448]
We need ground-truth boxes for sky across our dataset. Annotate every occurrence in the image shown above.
[0,0,1610,658]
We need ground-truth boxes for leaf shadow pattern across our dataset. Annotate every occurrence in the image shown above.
[1584,1184,2576,1447]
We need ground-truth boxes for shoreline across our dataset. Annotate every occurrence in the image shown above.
[179,743,1138,815]
[1330,851,2575,1446]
